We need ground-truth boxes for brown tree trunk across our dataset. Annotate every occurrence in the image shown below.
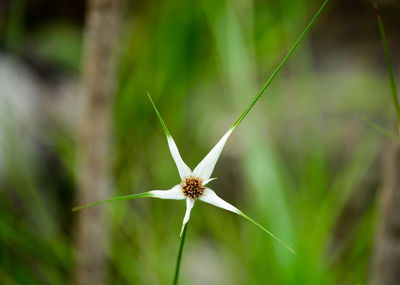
[371,134,400,285]
[73,0,121,284]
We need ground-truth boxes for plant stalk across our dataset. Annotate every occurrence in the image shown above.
[374,4,400,133]
[173,223,188,285]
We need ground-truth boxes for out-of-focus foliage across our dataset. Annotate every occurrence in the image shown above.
[0,0,399,284]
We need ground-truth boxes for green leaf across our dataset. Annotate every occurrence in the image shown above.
[72,192,154,211]
[238,211,296,254]
[147,92,171,137]
[232,0,329,130]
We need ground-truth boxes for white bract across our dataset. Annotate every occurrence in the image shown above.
[147,95,293,253]
[145,94,243,237]
[149,125,235,237]
[73,94,295,253]
[74,0,331,256]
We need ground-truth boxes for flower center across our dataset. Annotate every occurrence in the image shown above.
[181,176,205,199]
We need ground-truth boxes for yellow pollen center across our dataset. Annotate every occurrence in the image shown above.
[181,177,205,199]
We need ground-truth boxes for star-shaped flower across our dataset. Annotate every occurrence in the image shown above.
[74,93,295,253]
[73,0,332,260]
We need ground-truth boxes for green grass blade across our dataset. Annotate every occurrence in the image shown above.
[147,92,171,137]
[374,4,400,130]
[232,0,329,130]
[363,116,400,144]
[173,223,188,285]
[72,192,154,211]
[5,0,25,49]
[238,211,296,254]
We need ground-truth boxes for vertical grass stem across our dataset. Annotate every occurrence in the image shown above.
[374,4,400,133]
[173,223,188,285]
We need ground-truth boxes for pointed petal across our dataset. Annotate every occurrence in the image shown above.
[150,184,185,200]
[198,188,295,253]
[193,128,233,180]
[183,198,195,224]
[72,192,154,211]
[203,177,217,186]
[198,188,239,213]
[148,93,191,179]
[167,136,192,179]
[180,198,195,237]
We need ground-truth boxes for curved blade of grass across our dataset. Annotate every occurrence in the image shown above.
[238,211,296,254]
[173,223,188,285]
[72,192,154,211]
[232,0,329,130]
[374,4,400,130]
[363,116,400,144]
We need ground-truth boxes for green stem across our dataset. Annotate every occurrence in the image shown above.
[232,0,329,130]
[374,4,400,133]
[173,223,188,285]
[72,192,154,211]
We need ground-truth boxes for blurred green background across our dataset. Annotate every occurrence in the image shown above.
[1,0,400,284]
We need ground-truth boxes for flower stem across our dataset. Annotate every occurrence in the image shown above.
[173,223,188,285]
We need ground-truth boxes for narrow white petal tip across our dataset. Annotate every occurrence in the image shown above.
[203,177,217,186]
[149,185,185,200]
[199,188,239,213]
[193,129,233,180]
[167,136,192,179]
[180,198,195,237]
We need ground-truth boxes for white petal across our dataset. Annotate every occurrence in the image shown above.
[183,198,195,224]
[199,188,239,213]
[180,198,195,237]
[193,128,233,180]
[203,177,217,186]
[150,185,185,200]
[167,136,192,179]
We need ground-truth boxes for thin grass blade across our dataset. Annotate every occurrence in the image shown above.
[374,4,400,130]
[232,0,329,130]
[363,116,400,144]
[238,211,296,254]
[147,92,171,137]
[72,192,154,211]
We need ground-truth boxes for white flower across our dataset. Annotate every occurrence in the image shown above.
[73,94,295,253]
[149,125,235,238]
[72,0,331,254]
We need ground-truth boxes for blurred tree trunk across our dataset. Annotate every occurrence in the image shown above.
[73,0,120,284]
[371,132,400,285]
